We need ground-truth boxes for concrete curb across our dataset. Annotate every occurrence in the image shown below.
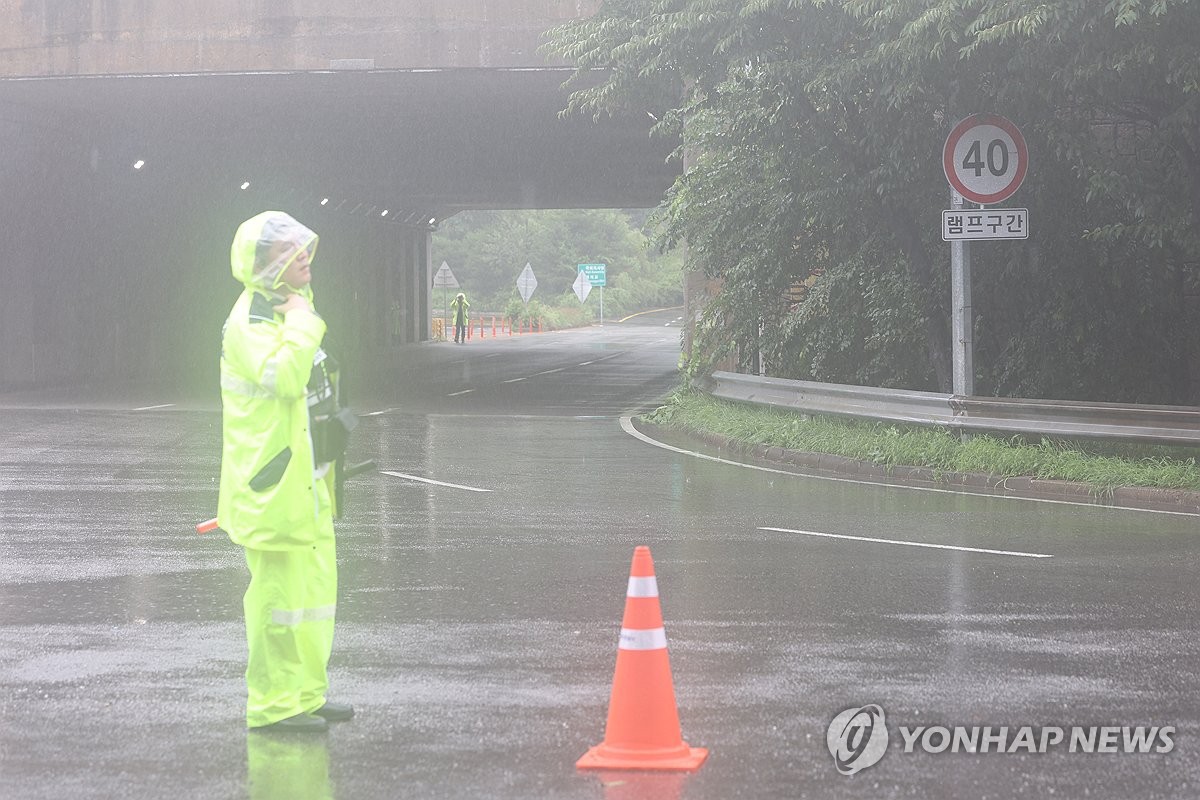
[633,419,1200,516]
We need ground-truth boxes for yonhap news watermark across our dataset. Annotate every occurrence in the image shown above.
[827,705,1175,776]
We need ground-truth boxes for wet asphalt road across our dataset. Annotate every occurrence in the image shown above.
[2,309,1199,799]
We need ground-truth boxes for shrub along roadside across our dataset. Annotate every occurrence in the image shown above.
[643,390,1200,495]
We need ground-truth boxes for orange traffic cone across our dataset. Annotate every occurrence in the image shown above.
[577,546,708,772]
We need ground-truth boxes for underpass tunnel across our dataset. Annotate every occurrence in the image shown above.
[1,109,433,398]
[0,69,678,397]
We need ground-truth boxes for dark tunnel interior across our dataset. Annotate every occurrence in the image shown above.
[0,68,678,396]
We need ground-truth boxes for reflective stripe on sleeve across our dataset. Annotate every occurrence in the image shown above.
[221,372,275,399]
[626,576,659,598]
[619,627,668,651]
[271,604,337,626]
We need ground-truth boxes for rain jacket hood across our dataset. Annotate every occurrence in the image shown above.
[231,211,319,298]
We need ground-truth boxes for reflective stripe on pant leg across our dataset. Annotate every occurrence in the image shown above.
[243,542,336,727]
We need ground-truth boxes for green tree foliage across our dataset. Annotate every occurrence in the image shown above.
[543,0,1200,402]
[431,209,682,316]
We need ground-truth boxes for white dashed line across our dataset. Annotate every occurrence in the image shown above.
[381,471,492,493]
[757,527,1053,559]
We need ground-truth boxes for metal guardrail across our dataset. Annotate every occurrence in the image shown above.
[705,371,1200,446]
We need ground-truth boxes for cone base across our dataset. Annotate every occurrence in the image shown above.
[576,742,709,772]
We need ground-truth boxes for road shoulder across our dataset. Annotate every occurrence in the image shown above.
[631,418,1200,516]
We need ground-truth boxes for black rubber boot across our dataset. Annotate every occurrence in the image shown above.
[312,702,355,722]
[254,713,328,733]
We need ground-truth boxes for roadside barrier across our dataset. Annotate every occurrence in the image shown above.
[577,546,708,772]
[705,370,1200,446]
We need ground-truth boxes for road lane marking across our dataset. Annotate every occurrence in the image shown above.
[758,526,1052,559]
[447,389,475,396]
[132,403,174,411]
[503,377,527,383]
[578,353,627,368]
[381,471,492,492]
[360,407,396,417]
[617,305,684,323]
[618,415,1200,518]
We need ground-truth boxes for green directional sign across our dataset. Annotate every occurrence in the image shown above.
[578,263,606,287]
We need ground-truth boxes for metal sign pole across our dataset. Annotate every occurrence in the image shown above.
[950,188,974,396]
[599,286,603,327]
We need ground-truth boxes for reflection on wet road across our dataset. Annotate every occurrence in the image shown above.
[2,312,1199,798]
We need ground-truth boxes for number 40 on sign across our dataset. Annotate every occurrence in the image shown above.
[943,114,1028,205]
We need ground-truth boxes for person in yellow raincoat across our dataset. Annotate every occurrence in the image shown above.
[218,211,354,733]
[450,291,469,344]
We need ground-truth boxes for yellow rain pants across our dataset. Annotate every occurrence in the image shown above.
[243,533,337,728]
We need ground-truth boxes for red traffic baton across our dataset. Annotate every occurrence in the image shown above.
[196,518,220,535]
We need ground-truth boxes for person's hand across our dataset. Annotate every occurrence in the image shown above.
[274,293,310,316]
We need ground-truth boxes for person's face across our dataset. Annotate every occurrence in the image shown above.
[277,243,312,290]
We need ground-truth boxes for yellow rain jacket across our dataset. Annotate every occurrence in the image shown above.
[217,211,335,550]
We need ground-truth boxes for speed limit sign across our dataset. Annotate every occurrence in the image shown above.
[943,114,1028,204]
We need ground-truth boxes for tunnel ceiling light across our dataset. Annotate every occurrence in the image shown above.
[381,209,389,217]
[240,181,251,190]
[133,160,145,170]
[320,198,329,206]
[428,217,437,225]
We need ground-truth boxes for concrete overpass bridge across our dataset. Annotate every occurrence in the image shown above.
[0,2,679,392]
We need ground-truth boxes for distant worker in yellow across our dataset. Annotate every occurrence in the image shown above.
[450,291,470,344]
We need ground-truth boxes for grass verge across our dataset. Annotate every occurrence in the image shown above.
[642,390,1200,495]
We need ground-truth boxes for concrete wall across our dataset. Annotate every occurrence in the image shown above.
[1,1,600,76]
[0,105,127,388]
